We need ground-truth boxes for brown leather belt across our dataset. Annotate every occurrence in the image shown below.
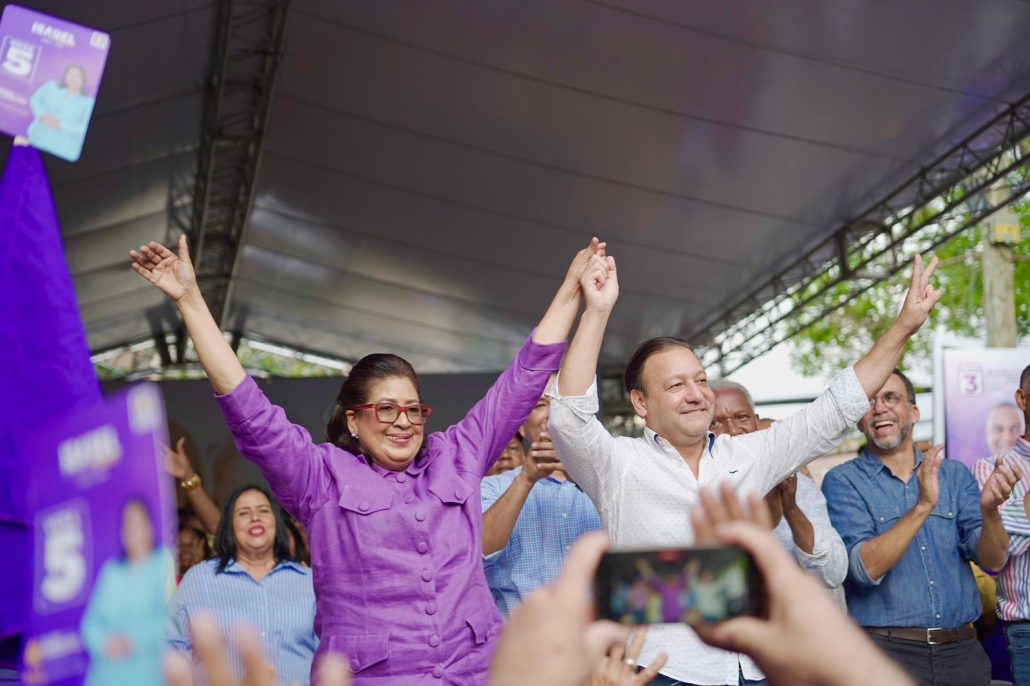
[866,625,976,645]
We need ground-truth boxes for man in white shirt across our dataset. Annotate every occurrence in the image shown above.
[547,252,942,686]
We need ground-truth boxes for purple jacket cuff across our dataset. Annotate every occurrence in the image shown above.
[520,328,568,373]
[214,375,264,425]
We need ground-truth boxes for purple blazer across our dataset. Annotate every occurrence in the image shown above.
[215,335,566,684]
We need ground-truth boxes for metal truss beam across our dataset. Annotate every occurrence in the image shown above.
[182,0,290,327]
[689,94,1030,376]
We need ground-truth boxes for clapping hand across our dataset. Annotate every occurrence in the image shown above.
[980,455,1021,512]
[915,445,944,511]
[520,431,566,483]
[763,476,798,529]
[130,235,197,303]
[895,254,942,336]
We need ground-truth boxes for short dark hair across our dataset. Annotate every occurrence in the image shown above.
[624,337,695,395]
[890,368,916,403]
[326,353,422,453]
[213,485,294,573]
[1021,364,1030,392]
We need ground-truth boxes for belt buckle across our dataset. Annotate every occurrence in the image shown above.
[926,628,946,645]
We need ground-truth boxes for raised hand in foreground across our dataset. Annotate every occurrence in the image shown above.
[130,235,197,303]
[895,254,942,336]
[164,614,352,686]
[586,626,667,686]
[689,487,914,686]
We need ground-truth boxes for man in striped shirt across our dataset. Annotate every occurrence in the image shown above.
[972,363,1030,684]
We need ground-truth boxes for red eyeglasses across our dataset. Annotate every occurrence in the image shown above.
[352,402,433,425]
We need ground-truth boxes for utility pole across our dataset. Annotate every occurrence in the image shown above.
[983,181,1020,347]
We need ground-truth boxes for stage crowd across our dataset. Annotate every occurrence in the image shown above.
[125,237,1028,686]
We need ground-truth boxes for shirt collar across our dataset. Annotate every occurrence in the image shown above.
[1015,436,1030,459]
[856,445,924,477]
[223,559,308,575]
[643,427,715,454]
[361,450,430,478]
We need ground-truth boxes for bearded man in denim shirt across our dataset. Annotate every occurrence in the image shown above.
[823,369,1020,686]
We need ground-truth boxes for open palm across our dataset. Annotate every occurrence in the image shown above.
[129,235,196,302]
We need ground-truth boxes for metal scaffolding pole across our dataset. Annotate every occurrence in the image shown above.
[688,94,1030,376]
[185,0,290,330]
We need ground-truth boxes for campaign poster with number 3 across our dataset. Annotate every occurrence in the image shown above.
[20,384,176,686]
[0,5,110,161]
[942,347,1028,469]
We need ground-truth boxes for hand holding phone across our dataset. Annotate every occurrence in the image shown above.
[688,485,914,686]
[595,545,763,625]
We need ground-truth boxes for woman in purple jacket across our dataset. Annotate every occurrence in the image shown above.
[130,236,608,684]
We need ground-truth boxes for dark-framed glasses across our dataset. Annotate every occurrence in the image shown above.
[352,401,432,425]
[873,391,911,408]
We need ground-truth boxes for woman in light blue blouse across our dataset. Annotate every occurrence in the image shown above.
[80,498,172,686]
[26,64,96,161]
[170,485,317,686]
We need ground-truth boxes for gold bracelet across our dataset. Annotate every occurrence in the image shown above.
[180,473,202,492]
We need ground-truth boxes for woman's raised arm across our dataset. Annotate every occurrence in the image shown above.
[130,235,245,394]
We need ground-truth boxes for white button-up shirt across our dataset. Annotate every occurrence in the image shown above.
[547,367,870,685]
[772,474,848,609]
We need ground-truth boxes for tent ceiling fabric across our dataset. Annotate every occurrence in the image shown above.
[14,1,1030,372]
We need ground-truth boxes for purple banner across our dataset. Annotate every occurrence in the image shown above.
[942,348,1028,469]
[20,384,175,686]
[0,5,110,161]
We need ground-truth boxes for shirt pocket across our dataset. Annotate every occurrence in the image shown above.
[326,633,390,673]
[426,469,473,506]
[872,506,902,533]
[334,485,397,557]
[926,504,960,550]
[464,606,499,646]
[337,485,394,515]
[425,469,477,558]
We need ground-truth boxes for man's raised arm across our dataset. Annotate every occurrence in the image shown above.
[557,254,618,397]
[852,254,942,398]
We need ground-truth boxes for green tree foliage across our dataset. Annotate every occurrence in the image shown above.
[788,203,1030,378]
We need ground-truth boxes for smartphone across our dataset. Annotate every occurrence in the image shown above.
[594,545,763,625]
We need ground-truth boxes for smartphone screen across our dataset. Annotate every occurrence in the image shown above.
[595,545,762,625]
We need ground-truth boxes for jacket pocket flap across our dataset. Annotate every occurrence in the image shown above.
[465,606,497,645]
[326,633,390,673]
[427,471,473,505]
[337,486,393,515]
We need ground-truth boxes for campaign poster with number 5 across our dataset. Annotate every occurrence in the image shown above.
[20,384,175,686]
[0,5,110,161]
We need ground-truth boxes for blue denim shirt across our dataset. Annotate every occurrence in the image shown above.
[481,467,603,618]
[822,448,983,628]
